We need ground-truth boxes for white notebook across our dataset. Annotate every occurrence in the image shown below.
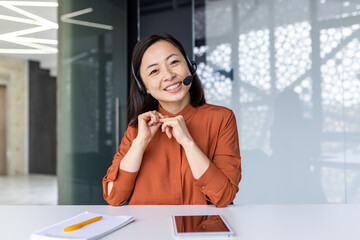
[30,211,133,240]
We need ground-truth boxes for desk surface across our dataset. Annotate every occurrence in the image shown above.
[1,204,359,240]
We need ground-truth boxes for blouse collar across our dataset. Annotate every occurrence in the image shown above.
[158,103,196,121]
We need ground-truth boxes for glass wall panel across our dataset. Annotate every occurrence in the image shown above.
[340,0,360,203]
[58,0,127,204]
[194,0,360,204]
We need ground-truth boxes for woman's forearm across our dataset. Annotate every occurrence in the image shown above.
[182,139,210,180]
[107,137,148,196]
[119,137,148,172]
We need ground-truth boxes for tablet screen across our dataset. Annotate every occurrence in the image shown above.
[173,215,234,238]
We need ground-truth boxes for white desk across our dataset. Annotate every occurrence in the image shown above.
[1,204,359,240]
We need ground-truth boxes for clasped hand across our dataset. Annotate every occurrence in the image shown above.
[137,110,193,146]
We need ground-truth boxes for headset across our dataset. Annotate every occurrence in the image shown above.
[131,55,197,94]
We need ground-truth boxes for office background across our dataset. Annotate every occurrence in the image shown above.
[0,0,359,205]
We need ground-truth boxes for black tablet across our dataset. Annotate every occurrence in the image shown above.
[172,215,234,239]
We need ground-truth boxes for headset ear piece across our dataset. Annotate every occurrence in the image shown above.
[190,61,197,75]
[132,63,146,94]
[186,55,197,76]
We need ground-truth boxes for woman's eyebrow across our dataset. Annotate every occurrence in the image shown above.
[146,63,158,70]
[146,54,180,70]
[166,53,179,60]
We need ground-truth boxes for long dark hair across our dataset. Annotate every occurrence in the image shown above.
[128,34,206,126]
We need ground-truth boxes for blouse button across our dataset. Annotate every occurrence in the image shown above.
[201,186,205,190]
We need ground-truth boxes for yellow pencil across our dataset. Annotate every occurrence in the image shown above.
[64,216,103,232]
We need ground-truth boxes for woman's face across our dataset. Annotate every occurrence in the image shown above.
[139,40,191,108]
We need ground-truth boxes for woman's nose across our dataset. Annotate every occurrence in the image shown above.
[161,65,175,81]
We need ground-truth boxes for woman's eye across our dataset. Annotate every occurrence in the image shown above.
[171,60,179,65]
[150,69,158,75]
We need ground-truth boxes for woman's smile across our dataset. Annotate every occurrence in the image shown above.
[164,82,182,92]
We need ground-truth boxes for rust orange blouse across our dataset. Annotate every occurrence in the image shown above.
[102,103,241,207]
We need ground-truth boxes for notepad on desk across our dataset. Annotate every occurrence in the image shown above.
[30,211,133,240]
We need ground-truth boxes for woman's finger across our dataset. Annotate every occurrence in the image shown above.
[159,116,182,123]
[161,120,174,132]
[160,121,172,138]
[148,114,156,126]
[151,112,161,126]
[139,110,161,126]
[165,127,172,139]
[152,111,158,119]
[158,112,168,119]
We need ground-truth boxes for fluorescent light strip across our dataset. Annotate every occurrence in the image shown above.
[62,19,113,30]
[0,14,42,25]
[1,38,57,52]
[0,49,55,54]
[0,36,57,45]
[0,25,53,37]
[61,8,93,20]
[0,1,58,7]
[0,2,58,28]
[61,8,113,30]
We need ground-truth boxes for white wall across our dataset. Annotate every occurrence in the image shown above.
[195,0,360,204]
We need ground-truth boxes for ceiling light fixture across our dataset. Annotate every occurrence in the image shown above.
[61,7,93,19]
[2,25,54,37]
[0,2,57,28]
[61,8,113,30]
[2,36,58,45]
[0,14,43,25]
[0,1,58,7]
[0,1,57,54]
[0,49,55,54]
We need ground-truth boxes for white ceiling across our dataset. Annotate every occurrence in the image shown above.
[0,0,58,76]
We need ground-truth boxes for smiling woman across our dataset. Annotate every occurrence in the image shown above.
[139,41,192,111]
[102,34,242,207]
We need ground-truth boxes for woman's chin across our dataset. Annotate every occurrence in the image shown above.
[157,91,190,105]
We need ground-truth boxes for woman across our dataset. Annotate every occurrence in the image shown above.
[103,34,241,207]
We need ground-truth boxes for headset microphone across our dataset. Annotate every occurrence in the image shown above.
[183,75,193,86]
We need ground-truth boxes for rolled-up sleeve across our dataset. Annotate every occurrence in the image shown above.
[195,111,242,207]
[102,126,139,206]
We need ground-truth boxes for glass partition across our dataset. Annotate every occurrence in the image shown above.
[194,0,360,204]
[58,0,127,204]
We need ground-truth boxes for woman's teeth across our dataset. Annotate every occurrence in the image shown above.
[165,83,181,91]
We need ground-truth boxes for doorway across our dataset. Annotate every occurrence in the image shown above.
[0,85,6,175]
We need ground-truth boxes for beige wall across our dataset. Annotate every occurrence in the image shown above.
[0,55,27,175]
[0,85,6,174]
